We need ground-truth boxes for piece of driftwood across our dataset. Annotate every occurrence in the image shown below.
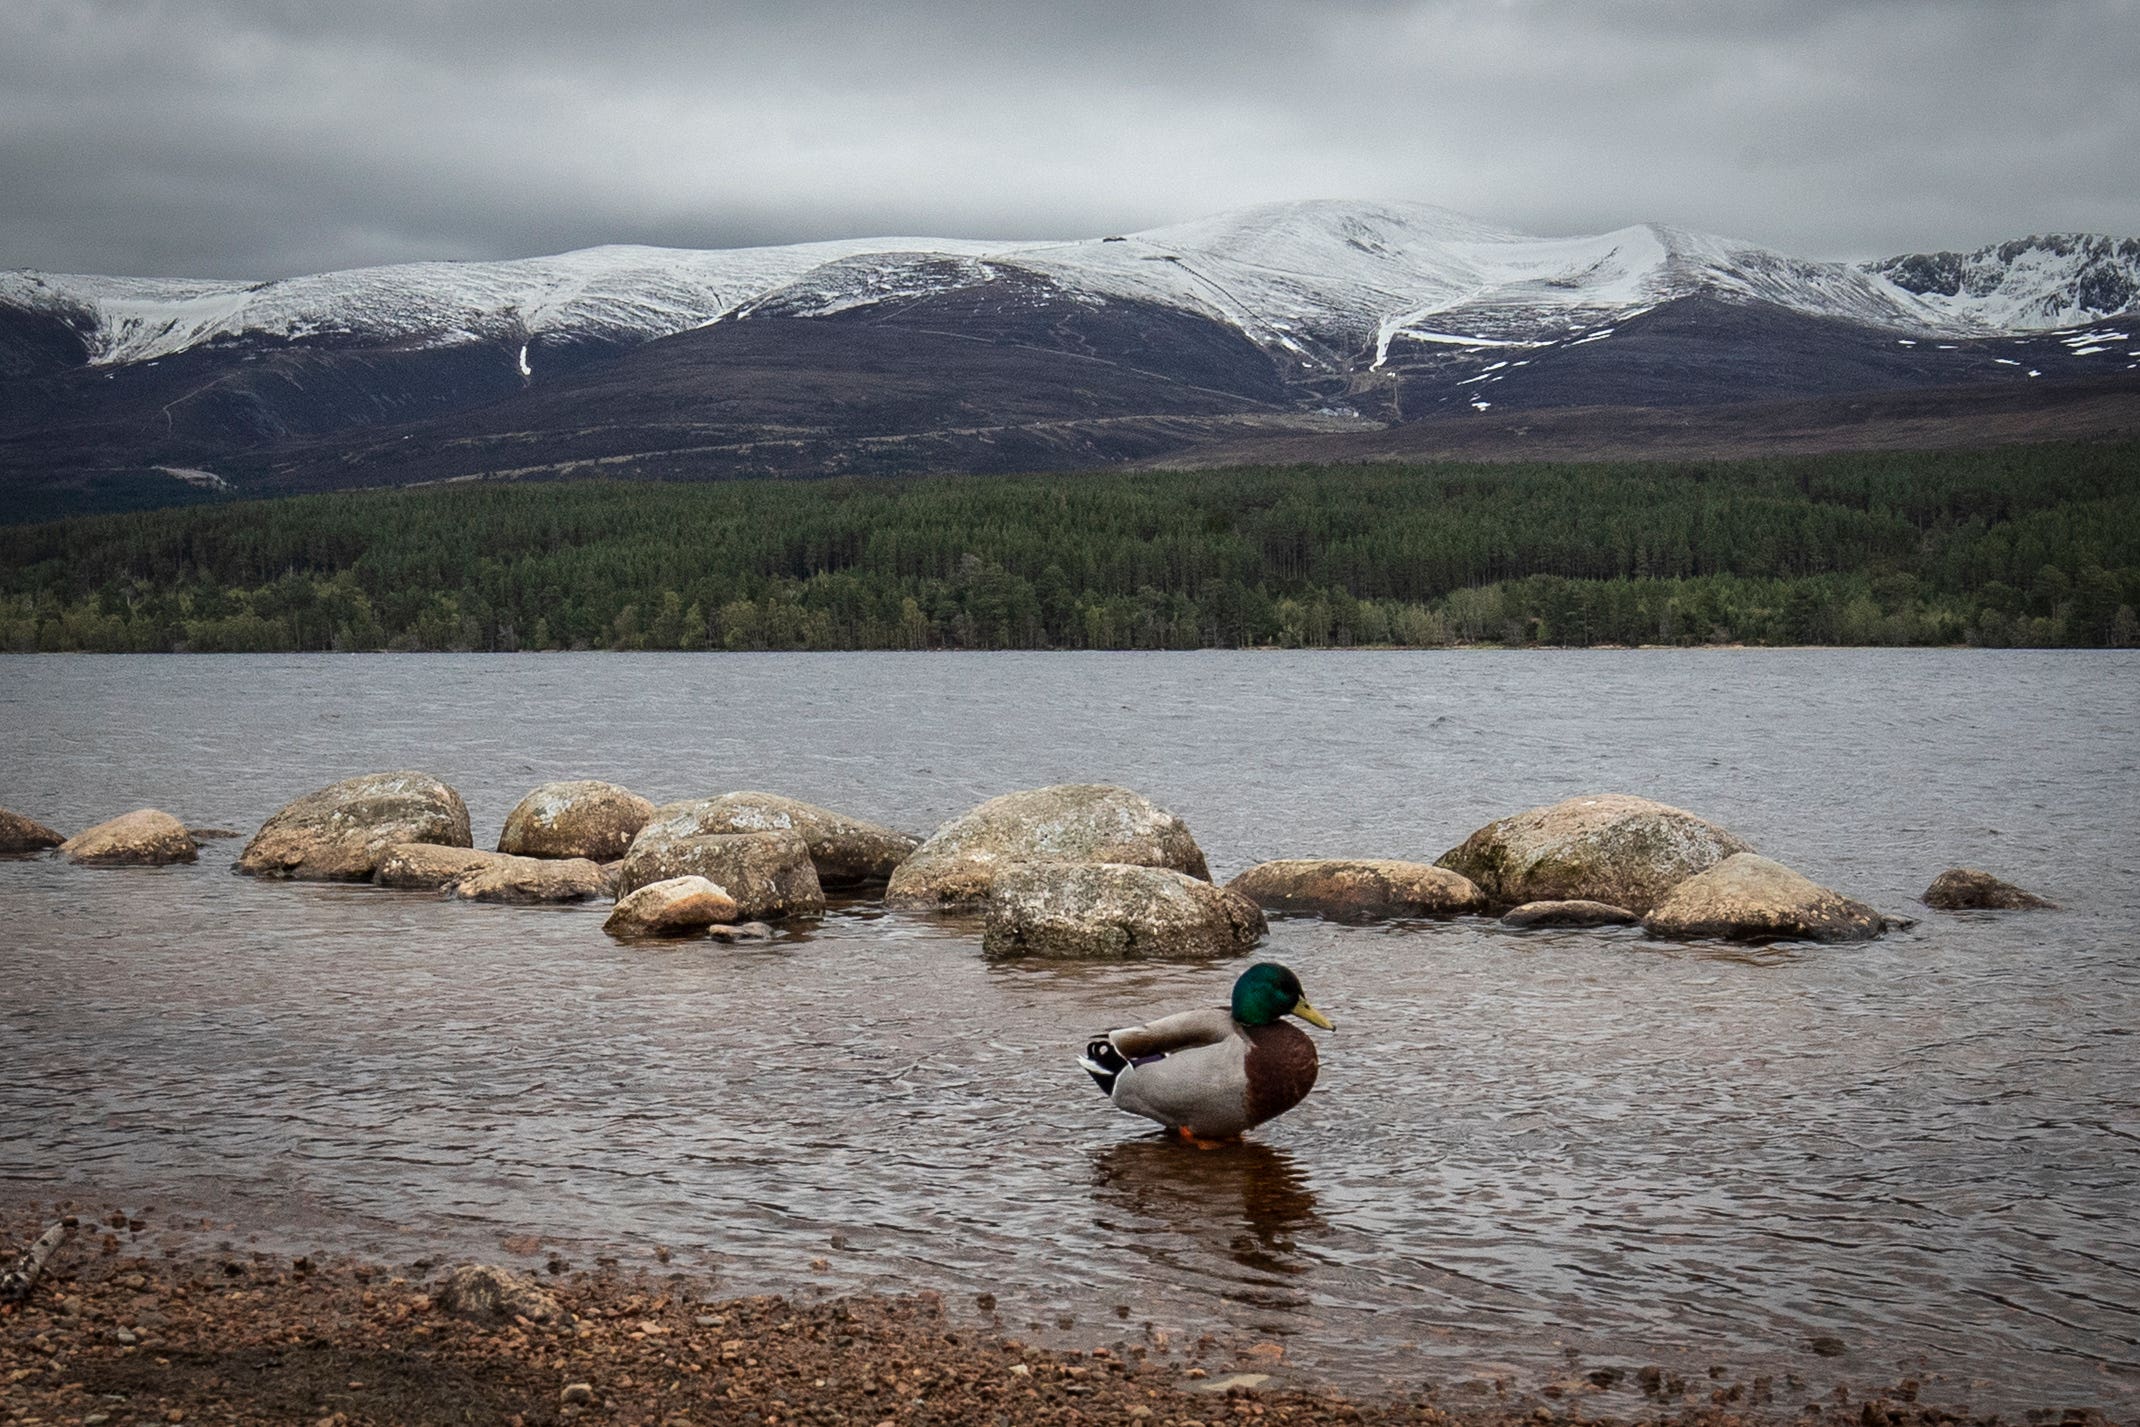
[0,1222,70,1304]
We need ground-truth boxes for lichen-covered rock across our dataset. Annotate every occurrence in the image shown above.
[1227,858,1484,921]
[1643,853,1884,944]
[238,771,471,881]
[633,792,918,887]
[0,807,65,854]
[615,831,824,920]
[887,784,1210,911]
[982,862,1265,961]
[434,1264,559,1322]
[58,809,197,866]
[374,844,512,890]
[1499,899,1641,929]
[450,856,608,904]
[497,780,654,862]
[1437,793,1753,914]
[1922,867,2056,911]
[603,875,741,938]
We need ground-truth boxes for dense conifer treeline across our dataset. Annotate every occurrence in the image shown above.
[3,443,2137,652]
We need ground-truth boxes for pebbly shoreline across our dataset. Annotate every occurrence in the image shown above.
[2,1204,2094,1427]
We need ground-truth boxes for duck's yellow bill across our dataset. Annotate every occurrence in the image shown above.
[1292,999,1335,1030]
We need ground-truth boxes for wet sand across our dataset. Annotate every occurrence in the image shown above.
[4,1204,2087,1427]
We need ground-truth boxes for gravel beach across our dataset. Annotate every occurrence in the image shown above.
[4,1204,2086,1427]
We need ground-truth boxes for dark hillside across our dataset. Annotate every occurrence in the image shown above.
[4,442,2134,652]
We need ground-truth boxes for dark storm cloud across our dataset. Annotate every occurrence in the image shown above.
[2,0,2135,277]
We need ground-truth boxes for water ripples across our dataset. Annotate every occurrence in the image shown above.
[2,650,2136,1413]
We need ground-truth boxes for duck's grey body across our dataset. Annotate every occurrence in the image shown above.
[1090,1005,1320,1138]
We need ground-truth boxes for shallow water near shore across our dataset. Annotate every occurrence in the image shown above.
[2,650,2136,1415]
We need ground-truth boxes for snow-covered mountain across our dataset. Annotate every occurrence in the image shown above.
[6,200,2133,375]
[0,237,996,368]
[1867,234,2140,331]
[6,200,2138,522]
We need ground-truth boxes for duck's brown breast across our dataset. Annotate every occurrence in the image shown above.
[1243,1020,1319,1126]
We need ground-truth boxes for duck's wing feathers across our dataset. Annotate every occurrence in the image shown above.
[1106,1007,1235,1058]
[1111,1028,1255,1137]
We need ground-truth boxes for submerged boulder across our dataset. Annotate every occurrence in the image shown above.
[633,792,918,887]
[497,780,654,862]
[1437,793,1753,914]
[238,771,471,881]
[1228,858,1484,921]
[603,875,741,938]
[887,784,1210,911]
[375,844,510,890]
[1643,853,1884,944]
[450,856,608,904]
[1922,868,2056,911]
[982,862,1265,961]
[1499,899,1641,929]
[615,830,824,920]
[59,809,197,866]
[0,807,65,854]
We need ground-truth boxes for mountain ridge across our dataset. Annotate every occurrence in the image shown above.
[7,200,2136,374]
[3,200,2136,521]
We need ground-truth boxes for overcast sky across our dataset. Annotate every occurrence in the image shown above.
[3,0,2135,279]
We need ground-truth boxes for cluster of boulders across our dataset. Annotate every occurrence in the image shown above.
[883,783,1263,960]
[2,779,2056,957]
[174,772,882,938]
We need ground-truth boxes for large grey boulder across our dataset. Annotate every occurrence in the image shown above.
[450,856,608,904]
[1437,793,1753,914]
[1228,858,1484,921]
[604,875,741,938]
[615,830,824,920]
[59,809,197,866]
[374,844,511,890]
[1643,853,1885,944]
[632,792,917,887]
[496,780,654,862]
[887,784,1210,911]
[238,771,471,881]
[1922,868,2056,911]
[982,863,1265,961]
[0,807,65,854]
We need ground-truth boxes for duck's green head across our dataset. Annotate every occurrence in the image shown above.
[1231,962,1335,1030]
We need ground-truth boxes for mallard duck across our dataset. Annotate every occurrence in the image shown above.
[1078,963,1335,1143]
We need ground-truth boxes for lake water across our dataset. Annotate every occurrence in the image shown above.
[2,651,2135,1416]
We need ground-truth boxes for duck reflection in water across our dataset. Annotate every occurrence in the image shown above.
[1090,1137,1325,1282]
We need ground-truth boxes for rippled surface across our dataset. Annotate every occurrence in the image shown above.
[2,651,2136,1413]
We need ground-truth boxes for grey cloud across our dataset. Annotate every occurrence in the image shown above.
[2,0,2134,277]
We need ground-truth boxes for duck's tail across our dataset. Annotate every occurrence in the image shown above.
[1078,1037,1128,1096]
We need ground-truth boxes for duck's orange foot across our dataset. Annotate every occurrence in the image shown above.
[1172,1126,1240,1150]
